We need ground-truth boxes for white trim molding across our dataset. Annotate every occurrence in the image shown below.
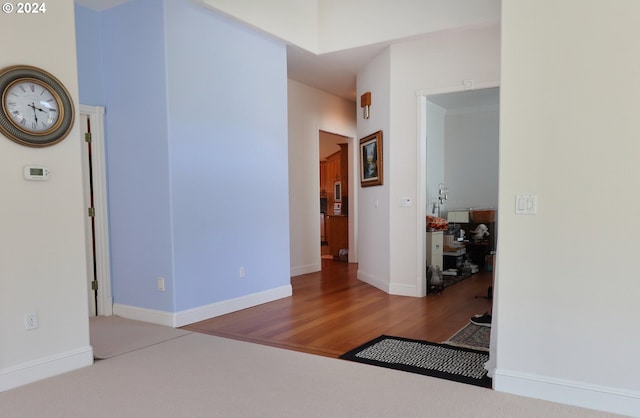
[174,285,292,327]
[388,282,419,297]
[113,304,176,327]
[0,346,93,392]
[114,284,293,328]
[494,369,640,417]
[291,262,321,277]
[80,104,113,317]
[357,269,389,294]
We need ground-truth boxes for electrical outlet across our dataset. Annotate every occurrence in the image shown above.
[239,267,246,278]
[25,312,38,330]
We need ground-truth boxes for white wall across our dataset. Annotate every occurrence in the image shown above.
[379,25,500,296]
[426,102,445,216]
[319,0,500,53]
[444,107,499,212]
[197,0,500,54]
[288,80,357,276]
[197,0,319,52]
[0,0,93,391]
[355,48,392,292]
[495,1,640,414]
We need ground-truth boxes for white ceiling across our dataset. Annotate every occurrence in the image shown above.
[287,42,391,102]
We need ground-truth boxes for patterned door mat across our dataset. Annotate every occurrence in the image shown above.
[340,335,491,388]
[443,322,491,352]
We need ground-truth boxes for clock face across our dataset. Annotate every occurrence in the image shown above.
[4,79,61,134]
[0,65,74,147]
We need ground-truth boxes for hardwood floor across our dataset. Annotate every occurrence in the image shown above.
[182,259,494,358]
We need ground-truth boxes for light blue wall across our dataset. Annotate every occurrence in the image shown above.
[74,0,290,314]
[99,0,175,311]
[164,0,290,310]
[74,5,104,106]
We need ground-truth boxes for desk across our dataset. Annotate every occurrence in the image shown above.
[465,241,491,271]
[443,246,465,271]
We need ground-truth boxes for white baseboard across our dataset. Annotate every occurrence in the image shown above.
[388,282,418,297]
[113,304,176,327]
[359,270,420,297]
[357,269,390,293]
[290,263,320,277]
[0,346,93,392]
[174,285,292,327]
[113,285,293,328]
[494,368,640,416]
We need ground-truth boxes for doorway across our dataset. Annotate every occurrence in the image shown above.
[319,131,351,265]
[419,87,499,296]
[79,104,113,317]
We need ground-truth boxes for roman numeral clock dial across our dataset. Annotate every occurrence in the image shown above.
[0,65,74,147]
[6,81,60,132]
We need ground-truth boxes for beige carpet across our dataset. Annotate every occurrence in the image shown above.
[1,332,620,417]
[89,315,191,359]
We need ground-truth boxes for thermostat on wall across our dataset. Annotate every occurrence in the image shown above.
[23,166,50,181]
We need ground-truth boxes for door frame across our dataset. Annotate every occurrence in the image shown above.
[416,83,499,297]
[318,130,357,264]
[80,104,113,316]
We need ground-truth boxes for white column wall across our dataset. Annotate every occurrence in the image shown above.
[385,25,501,296]
[0,0,92,391]
[494,1,640,415]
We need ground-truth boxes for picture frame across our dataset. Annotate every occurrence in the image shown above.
[359,130,383,187]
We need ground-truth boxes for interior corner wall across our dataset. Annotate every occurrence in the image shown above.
[496,1,640,415]
[0,0,92,391]
[85,0,293,322]
[288,79,357,276]
[196,0,319,52]
[99,0,175,313]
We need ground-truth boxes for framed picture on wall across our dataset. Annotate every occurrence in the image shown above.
[359,130,383,187]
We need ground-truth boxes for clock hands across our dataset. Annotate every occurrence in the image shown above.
[28,102,38,123]
[28,102,50,114]
[27,102,53,126]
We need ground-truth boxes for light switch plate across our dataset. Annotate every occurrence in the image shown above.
[516,194,537,215]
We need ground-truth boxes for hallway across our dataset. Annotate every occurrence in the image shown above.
[183,259,493,357]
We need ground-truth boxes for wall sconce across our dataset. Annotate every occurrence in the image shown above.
[361,92,371,119]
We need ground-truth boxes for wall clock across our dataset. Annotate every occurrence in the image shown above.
[0,65,75,147]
